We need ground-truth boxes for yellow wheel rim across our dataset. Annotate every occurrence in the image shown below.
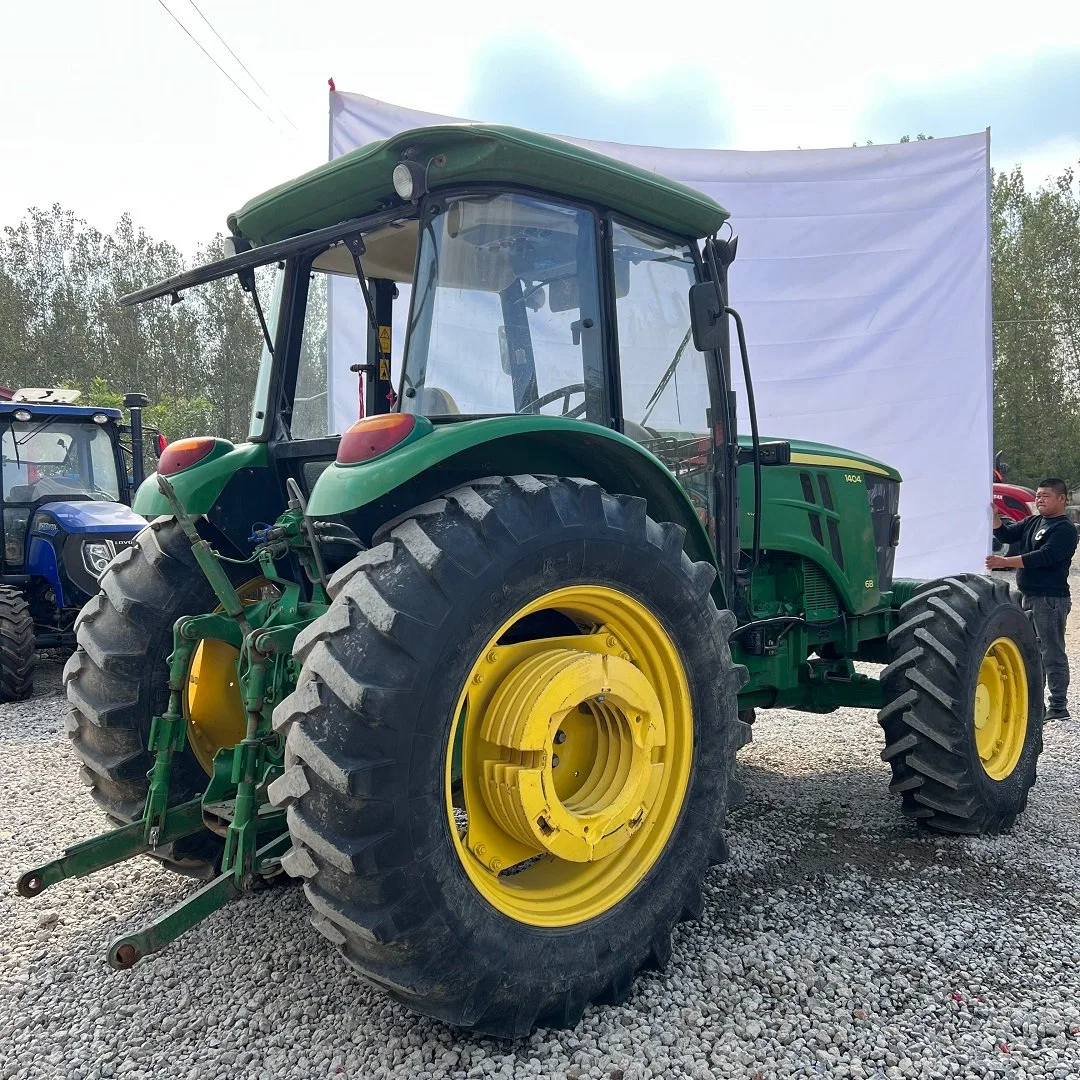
[974,636,1029,780]
[447,585,693,927]
[184,578,278,776]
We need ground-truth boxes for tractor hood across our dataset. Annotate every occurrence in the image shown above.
[39,500,147,535]
[738,436,902,483]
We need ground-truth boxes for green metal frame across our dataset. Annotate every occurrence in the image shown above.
[20,478,327,968]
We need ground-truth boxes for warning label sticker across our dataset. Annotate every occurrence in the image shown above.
[378,326,391,354]
[378,359,391,382]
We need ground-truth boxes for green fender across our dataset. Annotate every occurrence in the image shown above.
[132,442,270,517]
[308,416,722,597]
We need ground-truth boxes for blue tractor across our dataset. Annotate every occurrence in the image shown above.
[0,390,153,700]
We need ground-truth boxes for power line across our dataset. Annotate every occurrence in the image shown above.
[183,0,299,131]
[154,0,286,135]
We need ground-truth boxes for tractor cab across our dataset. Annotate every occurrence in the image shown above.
[0,395,148,697]
[127,126,741,597]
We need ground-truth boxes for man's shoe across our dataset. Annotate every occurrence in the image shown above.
[1045,706,1071,722]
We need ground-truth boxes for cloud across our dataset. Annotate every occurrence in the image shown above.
[860,50,1080,165]
[461,35,731,149]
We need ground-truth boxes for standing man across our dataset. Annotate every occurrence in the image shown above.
[987,478,1078,721]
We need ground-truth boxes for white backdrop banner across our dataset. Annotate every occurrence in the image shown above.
[328,91,992,581]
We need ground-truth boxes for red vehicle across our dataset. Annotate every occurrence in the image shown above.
[993,468,1036,554]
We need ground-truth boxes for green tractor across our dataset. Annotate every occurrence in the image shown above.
[19,125,1041,1037]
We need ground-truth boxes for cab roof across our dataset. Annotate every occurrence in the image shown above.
[228,124,730,246]
[0,403,121,421]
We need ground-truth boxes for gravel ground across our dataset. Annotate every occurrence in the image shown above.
[3,573,1080,1079]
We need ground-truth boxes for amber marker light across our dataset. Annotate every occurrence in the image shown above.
[336,414,418,464]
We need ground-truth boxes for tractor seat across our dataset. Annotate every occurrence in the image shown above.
[409,386,460,416]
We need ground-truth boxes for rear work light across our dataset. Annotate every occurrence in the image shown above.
[337,413,422,465]
[158,437,220,476]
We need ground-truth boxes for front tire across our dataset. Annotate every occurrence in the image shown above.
[879,574,1042,834]
[270,476,748,1037]
[0,587,35,702]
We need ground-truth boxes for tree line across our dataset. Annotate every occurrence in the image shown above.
[0,207,264,442]
[2,161,1079,489]
[992,166,1080,489]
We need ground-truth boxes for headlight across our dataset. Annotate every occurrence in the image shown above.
[392,160,427,201]
[82,540,117,577]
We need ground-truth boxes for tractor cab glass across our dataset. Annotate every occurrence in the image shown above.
[399,193,604,422]
[1,420,122,564]
[284,216,420,442]
[611,221,715,532]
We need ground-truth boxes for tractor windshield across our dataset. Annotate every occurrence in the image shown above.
[399,193,605,421]
[1,419,121,563]
[2,421,120,503]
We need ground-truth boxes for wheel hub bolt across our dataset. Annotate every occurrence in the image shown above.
[552,755,560,768]
[554,730,567,744]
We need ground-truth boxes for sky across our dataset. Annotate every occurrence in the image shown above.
[2,0,1079,256]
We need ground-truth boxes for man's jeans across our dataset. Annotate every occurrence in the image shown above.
[1023,595,1072,710]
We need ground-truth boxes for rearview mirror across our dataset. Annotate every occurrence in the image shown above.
[737,440,791,467]
[548,277,579,313]
[689,281,725,352]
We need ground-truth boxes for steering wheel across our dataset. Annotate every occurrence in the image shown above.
[522,383,587,418]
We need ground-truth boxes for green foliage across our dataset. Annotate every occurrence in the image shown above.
[0,207,266,444]
[79,376,216,442]
[992,165,1080,488]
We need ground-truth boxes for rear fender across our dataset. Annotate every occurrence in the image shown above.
[307,417,722,603]
[132,442,275,557]
[132,442,270,519]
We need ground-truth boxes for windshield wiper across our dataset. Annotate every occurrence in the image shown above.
[640,327,693,426]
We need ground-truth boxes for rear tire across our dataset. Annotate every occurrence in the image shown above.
[270,476,748,1037]
[879,573,1042,834]
[0,587,35,702]
[64,519,224,877]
